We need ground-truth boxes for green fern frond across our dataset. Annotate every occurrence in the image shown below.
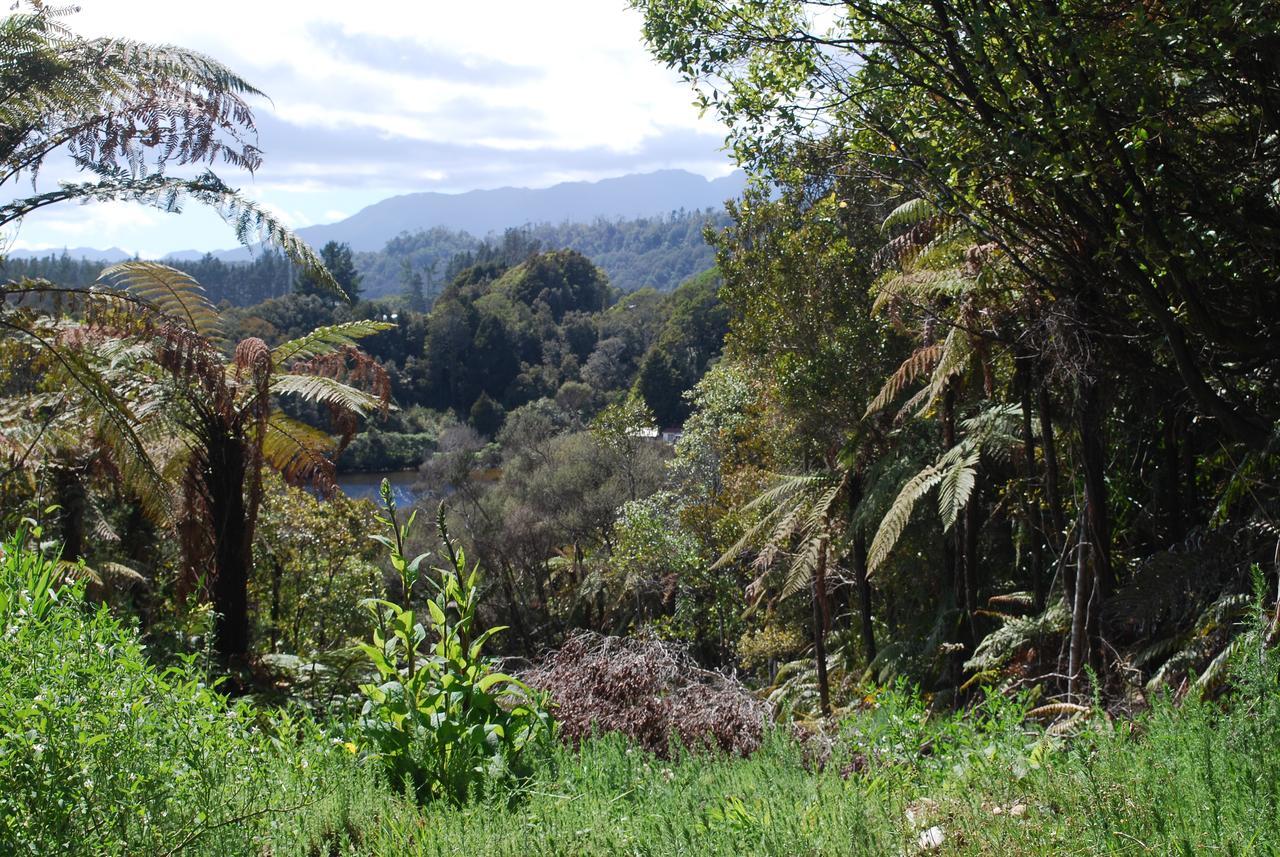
[1191,638,1241,697]
[269,374,384,418]
[780,538,821,601]
[881,197,938,234]
[97,261,222,340]
[937,445,981,530]
[871,271,968,316]
[868,464,943,575]
[271,320,395,366]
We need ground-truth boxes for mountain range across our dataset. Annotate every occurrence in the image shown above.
[8,170,746,264]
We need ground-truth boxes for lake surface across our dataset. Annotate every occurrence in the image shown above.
[335,470,423,507]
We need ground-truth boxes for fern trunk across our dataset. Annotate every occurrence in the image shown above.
[1016,355,1045,609]
[1037,383,1066,551]
[813,537,831,717]
[853,531,877,664]
[207,432,252,662]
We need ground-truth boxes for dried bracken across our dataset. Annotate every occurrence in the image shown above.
[524,631,769,758]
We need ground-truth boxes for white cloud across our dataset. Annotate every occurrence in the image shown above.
[4,2,734,253]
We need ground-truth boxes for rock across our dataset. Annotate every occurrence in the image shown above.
[917,826,946,850]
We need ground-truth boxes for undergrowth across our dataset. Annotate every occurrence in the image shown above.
[3,527,1279,855]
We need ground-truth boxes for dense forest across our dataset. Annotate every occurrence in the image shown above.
[0,207,724,306]
[3,2,1280,854]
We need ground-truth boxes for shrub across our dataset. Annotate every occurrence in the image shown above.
[525,631,769,758]
[355,482,553,803]
[0,528,354,855]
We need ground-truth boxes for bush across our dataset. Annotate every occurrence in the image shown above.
[355,484,553,803]
[0,528,363,855]
[525,631,769,758]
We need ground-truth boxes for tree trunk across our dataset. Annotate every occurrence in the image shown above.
[845,471,877,665]
[207,433,251,663]
[1039,381,1074,613]
[1067,514,1091,702]
[53,464,87,562]
[852,530,877,664]
[1016,356,1045,609]
[1160,409,1185,545]
[813,536,831,717]
[942,383,959,603]
[1079,382,1112,598]
[1069,379,1111,696]
[268,554,283,651]
[962,485,981,642]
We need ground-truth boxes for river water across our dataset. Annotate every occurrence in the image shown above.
[335,470,423,507]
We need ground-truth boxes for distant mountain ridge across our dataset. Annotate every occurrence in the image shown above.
[7,246,132,263]
[289,169,745,255]
[6,170,746,265]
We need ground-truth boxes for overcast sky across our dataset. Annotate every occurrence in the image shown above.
[3,1,733,257]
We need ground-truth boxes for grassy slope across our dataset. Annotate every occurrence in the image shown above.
[3,539,1279,855]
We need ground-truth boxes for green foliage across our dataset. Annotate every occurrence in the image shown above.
[0,529,361,856]
[356,485,553,803]
[297,241,363,302]
[251,472,382,660]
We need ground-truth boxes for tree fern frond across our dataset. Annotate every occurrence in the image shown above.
[268,374,383,418]
[780,538,822,601]
[937,445,981,530]
[881,197,938,234]
[865,343,942,417]
[1027,702,1090,720]
[261,411,336,490]
[713,493,794,570]
[911,327,971,418]
[741,472,827,513]
[1,172,342,298]
[97,261,221,340]
[868,464,943,575]
[271,320,395,366]
[1191,638,1241,697]
[871,270,968,315]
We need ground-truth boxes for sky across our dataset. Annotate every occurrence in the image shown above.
[2,1,734,257]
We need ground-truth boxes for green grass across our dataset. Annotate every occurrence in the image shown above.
[4,533,1280,855]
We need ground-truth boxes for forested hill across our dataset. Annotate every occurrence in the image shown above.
[357,209,727,298]
[0,208,725,305]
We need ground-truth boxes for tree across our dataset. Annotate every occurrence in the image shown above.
[633,348,686,427]
[0,5,337,292]
[297,241,362,302]
[402,264,428,313]
[1,263,392,662]
[468,391,505,438]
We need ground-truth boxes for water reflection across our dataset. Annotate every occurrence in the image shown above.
[334,470,422,506]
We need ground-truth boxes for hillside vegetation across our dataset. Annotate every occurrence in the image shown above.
[3,2,1280,854]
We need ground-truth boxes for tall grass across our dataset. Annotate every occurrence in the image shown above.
[3,528,1279,855]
